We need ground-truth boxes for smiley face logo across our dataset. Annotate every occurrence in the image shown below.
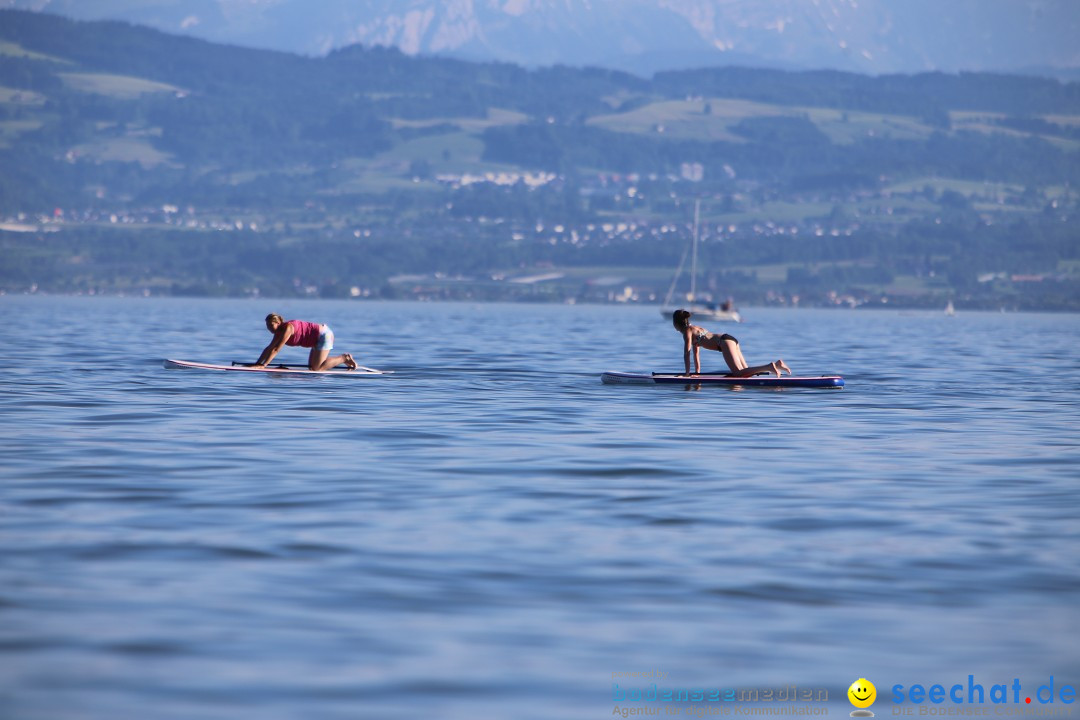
[848,678,877,709]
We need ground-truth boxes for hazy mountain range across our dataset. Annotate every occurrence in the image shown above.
[3,0,1078,77]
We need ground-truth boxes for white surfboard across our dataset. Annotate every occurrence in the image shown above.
[164,359,391,376]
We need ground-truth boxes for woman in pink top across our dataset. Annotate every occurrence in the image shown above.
[255,313,358,371]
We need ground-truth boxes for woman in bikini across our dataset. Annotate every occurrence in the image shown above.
[255,313,358,371]
[672,309,791,377]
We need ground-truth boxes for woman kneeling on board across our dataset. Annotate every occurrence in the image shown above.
[255,314,358,371]
[673,309,791,378]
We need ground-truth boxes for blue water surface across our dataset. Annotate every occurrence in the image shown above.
[1,297,1078,719]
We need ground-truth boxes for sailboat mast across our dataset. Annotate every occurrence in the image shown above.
[689,199,700,302]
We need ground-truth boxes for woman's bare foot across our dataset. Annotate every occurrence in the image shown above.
[777,359,792,376]
[770,361,781,377]
[343,353,358,370]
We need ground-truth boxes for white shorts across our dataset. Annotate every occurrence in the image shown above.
[316,325,334,351]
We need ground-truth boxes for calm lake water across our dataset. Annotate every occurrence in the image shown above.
[1,297,1078,720]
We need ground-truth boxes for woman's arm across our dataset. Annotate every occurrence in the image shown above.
[255,324,292,366]
[682,330,694,375]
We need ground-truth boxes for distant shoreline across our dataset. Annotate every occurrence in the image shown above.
[4,292,1077,315]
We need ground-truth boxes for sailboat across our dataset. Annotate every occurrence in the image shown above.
[659,199,742,323]
[944,300,956,316]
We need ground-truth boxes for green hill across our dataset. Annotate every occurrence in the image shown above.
[1,9,1077,309]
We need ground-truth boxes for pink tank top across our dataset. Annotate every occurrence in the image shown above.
[284,320,321,348]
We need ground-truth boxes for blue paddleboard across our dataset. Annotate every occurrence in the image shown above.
[601,371,843,388]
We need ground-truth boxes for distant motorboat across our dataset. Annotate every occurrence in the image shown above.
[660,199,742,323]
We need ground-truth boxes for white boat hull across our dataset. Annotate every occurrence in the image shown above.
[660,306,741,323]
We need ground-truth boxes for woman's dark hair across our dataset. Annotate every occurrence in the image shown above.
[672,309,691,332]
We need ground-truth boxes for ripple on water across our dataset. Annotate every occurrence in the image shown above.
[1,300,1079,719]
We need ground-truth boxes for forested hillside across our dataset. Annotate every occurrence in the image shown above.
[1,10,1078,310]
